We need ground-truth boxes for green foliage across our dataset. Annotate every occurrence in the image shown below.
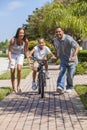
[23,1,87,42]
[28,40,52,50]
[28,40,38,50]
[0,87,12,101]
[78,50,87,62]
[75,85,87,109]
[0,53,8,57]
[71,1,87,17]
[76,62,87,74]
[55,59,60,65]
[76,63,85,74]
[0,39,9,51]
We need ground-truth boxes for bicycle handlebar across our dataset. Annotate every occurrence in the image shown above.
[28,56,47,66]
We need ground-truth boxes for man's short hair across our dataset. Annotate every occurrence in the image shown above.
[55,27,64,31]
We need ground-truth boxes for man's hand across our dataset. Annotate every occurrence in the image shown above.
[69,56,76,62]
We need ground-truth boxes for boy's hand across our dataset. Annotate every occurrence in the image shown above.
[51,55,57,59]
[51,55,57,62]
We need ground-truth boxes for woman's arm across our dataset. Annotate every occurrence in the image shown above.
[8,38,14,63]
[24,39,36,66]
[24,38,30,64]
[24,38,29,57]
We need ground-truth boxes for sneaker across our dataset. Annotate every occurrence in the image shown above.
[45,71,50,79]
[32,82,37,90]
[56,86,64,94]
[66,89,72,93]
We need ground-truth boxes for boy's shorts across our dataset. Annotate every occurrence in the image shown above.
[9,54,24,68]
[33,61,39,68]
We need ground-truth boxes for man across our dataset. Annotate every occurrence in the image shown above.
[53,27,80,94]
[29,38,56,90]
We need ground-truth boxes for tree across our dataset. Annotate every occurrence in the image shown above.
[23,8,45,40]
[23,1,87,43]
[0,39,9,51]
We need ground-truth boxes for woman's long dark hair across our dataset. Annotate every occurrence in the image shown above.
[15,27,27,41]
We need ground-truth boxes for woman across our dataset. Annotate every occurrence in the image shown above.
[8,27,29,93]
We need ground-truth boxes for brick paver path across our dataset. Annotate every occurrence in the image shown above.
[0,64,87,130]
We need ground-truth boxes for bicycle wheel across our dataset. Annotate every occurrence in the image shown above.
[41,73,45,98]
[44,73,46,87]
[37,73,41,94]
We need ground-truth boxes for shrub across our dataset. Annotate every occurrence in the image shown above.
[28,40,53,51]
[78,50,87,62]
[28,40,37,50]
[76,62,87,75]
[55,59,60,65]
[0,53,8,57]
[76,63,85,74]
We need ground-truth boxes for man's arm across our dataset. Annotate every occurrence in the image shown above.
[70,45,80,61]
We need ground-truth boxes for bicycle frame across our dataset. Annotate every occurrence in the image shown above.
[37,62,46,97]
[29,56,46,98]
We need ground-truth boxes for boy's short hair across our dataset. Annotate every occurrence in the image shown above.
[38,38,45,42]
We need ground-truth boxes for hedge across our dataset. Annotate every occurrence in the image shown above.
[78,50,87,62]
[0,53,8,57]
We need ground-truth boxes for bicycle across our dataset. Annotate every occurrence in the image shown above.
[29,57,47,98]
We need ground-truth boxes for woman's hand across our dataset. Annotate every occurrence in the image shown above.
[10,60,14,66]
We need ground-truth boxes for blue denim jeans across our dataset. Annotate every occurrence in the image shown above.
[57,59,76,90]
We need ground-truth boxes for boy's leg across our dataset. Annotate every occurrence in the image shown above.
[32,61,39,90]
[32,67,38,82]
[45,61,48,71]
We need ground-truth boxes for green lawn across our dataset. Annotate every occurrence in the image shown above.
[75,85,87,109]
[0,68,31,80]
[0,87,12,101]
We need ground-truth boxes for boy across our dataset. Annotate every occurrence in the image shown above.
[29,38,56,90]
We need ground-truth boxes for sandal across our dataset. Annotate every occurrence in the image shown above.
[17,88,22,93]
[12,89,16,94]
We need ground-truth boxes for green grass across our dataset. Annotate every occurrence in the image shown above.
[75,85,87,109]
[0,68,31,80]
[0,87,12,101]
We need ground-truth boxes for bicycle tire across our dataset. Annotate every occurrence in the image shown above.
[38,73,41,94]
[41,73,45,98]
